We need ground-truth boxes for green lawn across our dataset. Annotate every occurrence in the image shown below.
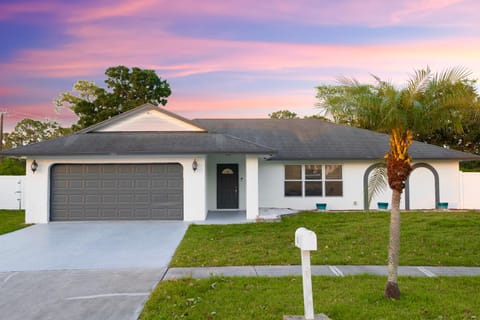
[140,275,480,320]
[171,211,480,267]
[0,210,30,235]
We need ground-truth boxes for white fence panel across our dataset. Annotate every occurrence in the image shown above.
[0,176,25,210]
[460,172,480,209]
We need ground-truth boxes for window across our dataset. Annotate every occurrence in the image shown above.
[325,165,343,196]
[305,165,322,196]
[284,165,302,196]
[284,164,343,197]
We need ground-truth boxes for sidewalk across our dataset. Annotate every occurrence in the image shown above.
[164,265,480,280]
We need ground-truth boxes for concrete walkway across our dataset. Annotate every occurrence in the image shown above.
[164,265,480,280]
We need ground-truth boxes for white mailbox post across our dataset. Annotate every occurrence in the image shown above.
[295,227,317,320]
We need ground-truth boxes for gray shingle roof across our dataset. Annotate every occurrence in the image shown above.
[1,132,274,156]
[194,119,480,161]
[1,115,478,161]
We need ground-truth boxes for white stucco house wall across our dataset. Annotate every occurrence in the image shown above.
[1,104,478,224]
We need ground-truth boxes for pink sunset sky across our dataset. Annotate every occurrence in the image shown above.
[0,0,479,131]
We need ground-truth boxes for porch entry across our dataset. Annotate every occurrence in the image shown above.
[217,164,239,209]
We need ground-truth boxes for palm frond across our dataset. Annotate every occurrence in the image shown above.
[336,76,360,87]
[433,66,472,84]
[407,67,431,96]
[370,74,384,86]
[367,165,388,209]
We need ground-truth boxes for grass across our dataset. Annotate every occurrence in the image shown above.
[140,275,480,320]
[0,210,30,235]
[171,211,480,267]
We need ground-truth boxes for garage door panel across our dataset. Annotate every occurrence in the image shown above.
[102,194,116,204]
[69,180,84,189]
[68,166,84,175]
[85,180,100,188]
[118,180,134,188]
[135,180,149,188]
[168,194,182,202]
[69,195,84,204]
[135,194,149,202]
[118,194,134,203]
[51,164,183,221]
[134,165,149,174]
[102,180,116,188]
[85,194,100,203]
[151,180,167,188]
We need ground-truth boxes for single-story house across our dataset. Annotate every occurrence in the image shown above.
[1,103,478,223]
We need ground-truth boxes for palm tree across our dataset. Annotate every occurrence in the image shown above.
[317,67,476,299]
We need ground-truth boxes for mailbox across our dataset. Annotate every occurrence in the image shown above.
[295,227,317,251]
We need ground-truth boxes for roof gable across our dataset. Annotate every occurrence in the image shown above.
[80,103,206,133]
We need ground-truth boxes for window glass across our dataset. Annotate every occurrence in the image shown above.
[221,168,234,174]
[326,181,343,196]
[285,181,302,196]
[285,165,301,180]
[305,165,322,180]
[305,181,322,196]
[325,165,342,179]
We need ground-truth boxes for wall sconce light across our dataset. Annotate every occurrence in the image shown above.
[192,159,198,172]
[31,160,38,173]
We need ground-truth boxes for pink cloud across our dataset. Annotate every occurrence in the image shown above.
[390,0,464,24]
[112,0,479,28]
[0,86,27,96]
[66,0,159,23]
[0,1,59,20]
[1,103,76,131]
[2,17,479,83]
[168,91,319,118]
[3,0,477,29]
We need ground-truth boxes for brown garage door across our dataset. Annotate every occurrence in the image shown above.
[50,164,183,221]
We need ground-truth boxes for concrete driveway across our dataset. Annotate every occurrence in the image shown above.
[0,221,189,320]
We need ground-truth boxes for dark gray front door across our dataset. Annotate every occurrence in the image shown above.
[217,164,239,209]
[50,163,183,221]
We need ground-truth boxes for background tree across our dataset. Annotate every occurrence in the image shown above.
[269,110,299,119]
[56,66,171,130]
[0,157,25,175]
[1,118,70,175]
[317,67,477,299]
[4,118,70,149]
[268,109,331,121]
[303,114,331,121]
[317,76,480,150]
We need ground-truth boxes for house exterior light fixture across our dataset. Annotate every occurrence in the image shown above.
[192,159,198,172]
[31,160,38,173]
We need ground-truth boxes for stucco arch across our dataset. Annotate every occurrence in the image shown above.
[405,163,440,210]
[363,162,386,210]
[363,162,440,210]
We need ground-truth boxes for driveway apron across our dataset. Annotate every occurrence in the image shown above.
[0,221,189,320]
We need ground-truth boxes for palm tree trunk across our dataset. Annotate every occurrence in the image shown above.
[385,188,402,299]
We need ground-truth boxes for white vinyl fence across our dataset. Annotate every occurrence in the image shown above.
[459,172,480,209]
[0,176,25,210]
